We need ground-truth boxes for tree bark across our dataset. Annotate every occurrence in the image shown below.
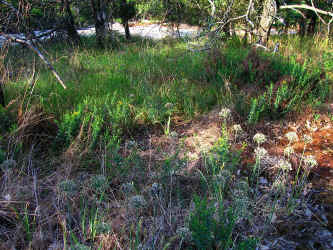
[63,0,81,44]
[121,0,131,40]
[124,21,130,40]
[299,18,307,37]
[91,0,108,48]
[258,0,277,45]
[307,14,317,35]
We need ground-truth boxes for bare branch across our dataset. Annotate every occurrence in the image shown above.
[1,33,67,89]
[280,4,333,18]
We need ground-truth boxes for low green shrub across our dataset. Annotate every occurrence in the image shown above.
[189,196,257,250]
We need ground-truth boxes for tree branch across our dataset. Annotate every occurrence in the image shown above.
[280,4,333,18]
[1,33,67,89]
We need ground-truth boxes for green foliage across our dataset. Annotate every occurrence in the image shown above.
[0,106,15,132]
[189,196,256,250]
[0,148,5,164]
[114,0,137,22]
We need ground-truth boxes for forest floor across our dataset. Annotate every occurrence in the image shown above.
[0,31,333,249]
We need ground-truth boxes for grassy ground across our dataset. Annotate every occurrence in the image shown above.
[0,33,333,249]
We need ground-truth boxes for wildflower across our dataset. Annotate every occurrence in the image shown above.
[276,159,292,172]
[219,108,231,120]
[303,134,313,144]
[283,146,295,157]
[285,131,299,143]
[233,124,243,134]
[164,102,173,109]
[129,195,147,209]
[253,133,266,145]
[303,155,318,168]
[254,147,267,159]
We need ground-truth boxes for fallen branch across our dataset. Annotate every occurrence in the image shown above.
[1,33,67,89]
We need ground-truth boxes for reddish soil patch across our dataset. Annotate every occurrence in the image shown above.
[270,126,333,183]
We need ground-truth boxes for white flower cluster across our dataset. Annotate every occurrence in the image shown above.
[283,146,294,157]
[253,133,266,146]
[233,124,243,133]
[254,147,267,159]
[164,103,173,109]
[219,108,231,120]
[285,132,298,143]
[276,159,292,172]
[303,134,313,144]
[303,155,318,168]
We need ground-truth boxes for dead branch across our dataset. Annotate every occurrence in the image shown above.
[280,4,333,18]
[1,33,67,89]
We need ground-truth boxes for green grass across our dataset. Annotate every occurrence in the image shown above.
[2,35,332,153]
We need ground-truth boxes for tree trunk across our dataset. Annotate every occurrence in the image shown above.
[95,16,107,48]
[124,21,130,40]
[0,82,5,107]
[91,0,108,48]
[258,0,277,45]
[299,18,306,36]
[307,14,317,35]
[63,0,81,44]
